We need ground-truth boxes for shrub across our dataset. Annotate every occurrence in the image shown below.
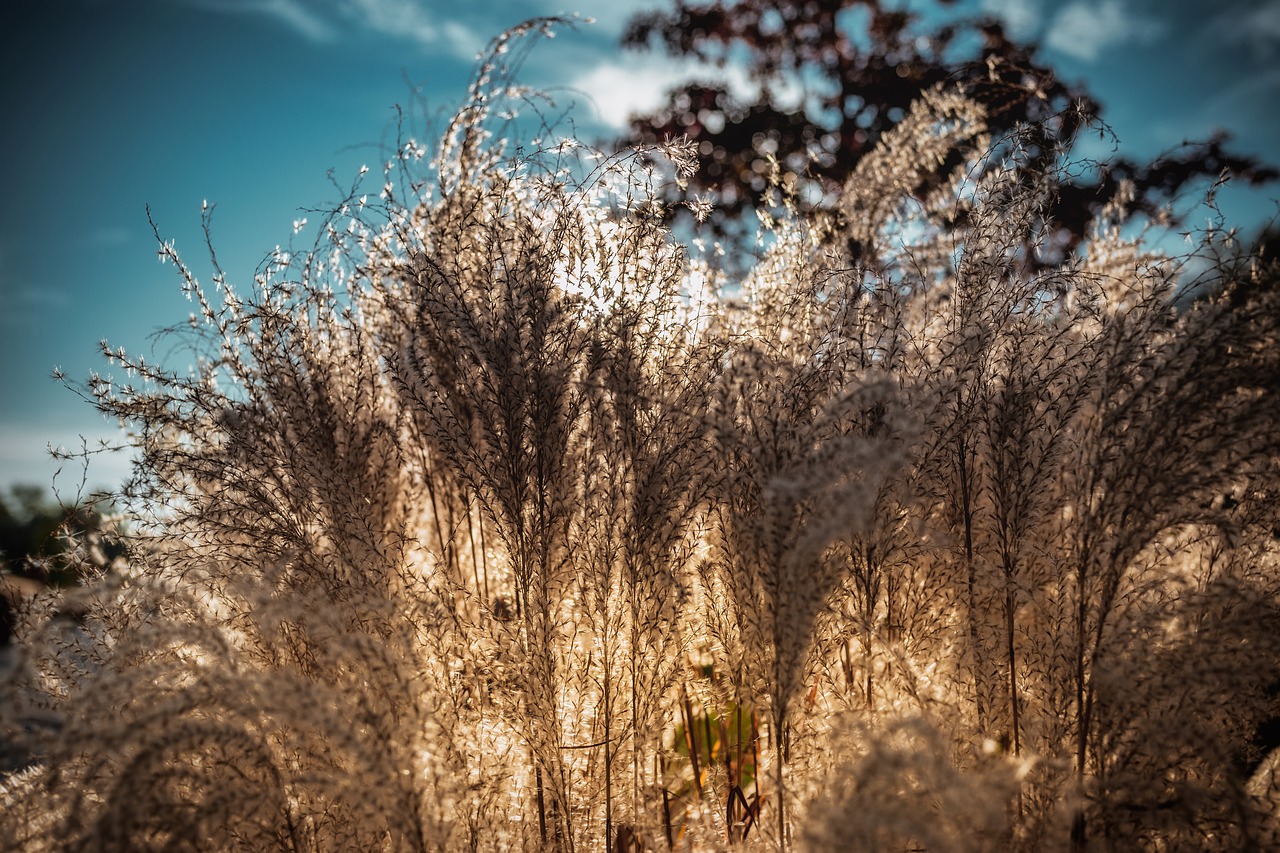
[3,19,1280,853]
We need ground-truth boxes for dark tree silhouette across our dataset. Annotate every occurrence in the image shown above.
[621,0,1276,261]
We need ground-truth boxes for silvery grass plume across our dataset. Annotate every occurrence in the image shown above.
[3,17,1280,853]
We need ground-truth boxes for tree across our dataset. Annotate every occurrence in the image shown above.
[621,0,1276,264]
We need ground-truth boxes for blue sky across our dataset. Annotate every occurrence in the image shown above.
[1,0,1277,496]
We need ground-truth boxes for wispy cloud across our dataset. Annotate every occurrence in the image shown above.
[172,0,484,58]
[342,0,482,57]
[0,285,70,328]
[1212,65,1280,117]
[1045,0,1166,62]
[1150,65,1280,148]
[981,0,1041,41]
[85,227,131,249]
[178,0,337,43]
[1210,0,1280,61]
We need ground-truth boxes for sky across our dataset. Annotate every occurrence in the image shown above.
[1,0,1277,498]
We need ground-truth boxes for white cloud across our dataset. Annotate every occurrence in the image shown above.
[569,58,684,129]
[1045,0,1166,62]
[569,54,756,130]
[981,0,1041,40]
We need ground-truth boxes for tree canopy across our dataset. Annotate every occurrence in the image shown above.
[621,0,1276,261]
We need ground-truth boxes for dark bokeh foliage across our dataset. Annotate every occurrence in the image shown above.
[621,0,1276,261]
[0,486,124,587]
